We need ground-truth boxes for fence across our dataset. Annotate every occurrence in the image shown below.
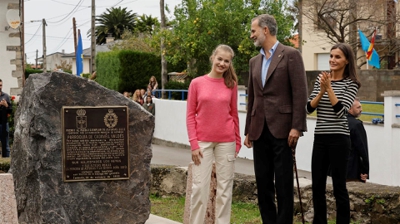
[153,89,188,100]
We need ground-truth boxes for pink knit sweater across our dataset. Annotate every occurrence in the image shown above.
[186,75,241,152]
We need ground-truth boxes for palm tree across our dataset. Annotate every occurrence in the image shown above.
[90,7,137,44]
[136,15,160,35]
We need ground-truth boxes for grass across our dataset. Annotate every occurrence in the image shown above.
[150,194,262,223]
[0,157,11,173]
[150,194,355,224]
[359,103,384,123]
[150,194,186,222]
[308,103,384,123]
[0,157,10,163]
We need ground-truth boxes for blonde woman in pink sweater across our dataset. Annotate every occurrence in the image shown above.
[186,44,241,224]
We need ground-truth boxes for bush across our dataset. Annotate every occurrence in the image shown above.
[0,160,10,173]
[164,81,190,100]
[95,49,187,95]
[25,68,43,80]
[118,50,161,92]
[81,73,91,79]
[96,51,121,91]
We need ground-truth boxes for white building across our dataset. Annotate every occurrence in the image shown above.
[0,1,23,96]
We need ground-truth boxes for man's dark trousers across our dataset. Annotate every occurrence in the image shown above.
[253,122,293,224]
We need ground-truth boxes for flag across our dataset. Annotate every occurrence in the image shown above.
[358,29,380,69]
[358,29,370,51]
[76,30,83,76]
[369,49,380,69]
[366,29,376,60]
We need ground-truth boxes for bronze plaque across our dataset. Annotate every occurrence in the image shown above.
[62,106,129,182]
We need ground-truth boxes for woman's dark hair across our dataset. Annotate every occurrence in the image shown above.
[331,43,361,88]
[146,95,153,104]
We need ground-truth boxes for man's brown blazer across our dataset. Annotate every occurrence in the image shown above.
[244,43,308,141]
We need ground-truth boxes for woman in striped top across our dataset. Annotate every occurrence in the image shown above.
[307,43,360,224]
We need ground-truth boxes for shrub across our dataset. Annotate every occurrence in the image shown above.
[164,81,190,100]
[25,68,43,80]
[0,160,10,173]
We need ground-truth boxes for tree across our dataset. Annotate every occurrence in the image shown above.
[111,31,158,54]
[136,15,160,34]
[156,0,296,77]
[301,0,400,69]
[90,7,137,45]
[55,60,73,73]
[160,0,167,97]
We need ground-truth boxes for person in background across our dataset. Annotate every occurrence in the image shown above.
[142,95,155,116]
[186,44,241,224]
[123,91,130,98]
[132,89,143,105]
[140,89,146,101]
[347,97,369,183]
[0,79,12,157]
[307,43,360,224]
[243,14,308,224]
[148,76,158,96]
[144,89,155,99]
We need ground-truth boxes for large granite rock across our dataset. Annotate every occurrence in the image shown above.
[9,72,153,224]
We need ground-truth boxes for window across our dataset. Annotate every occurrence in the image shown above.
[317,53,330,70]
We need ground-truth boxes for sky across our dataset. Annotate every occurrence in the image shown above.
[24,0,182,63]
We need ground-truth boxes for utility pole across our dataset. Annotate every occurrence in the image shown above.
[160,0,167,98]
[73,17,77,54]
[35,49,38,69]
[91,0,96,73]
[21,0,25,86]
[42,18,47,72]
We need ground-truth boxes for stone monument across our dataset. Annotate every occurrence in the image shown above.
[9,72,153,224]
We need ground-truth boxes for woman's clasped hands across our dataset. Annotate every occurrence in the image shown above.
[319,71,332,93]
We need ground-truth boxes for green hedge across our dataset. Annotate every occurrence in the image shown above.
[96,51,121,91]
[25,68,43,80]
[96,50,187,93]
[118,50,161,92]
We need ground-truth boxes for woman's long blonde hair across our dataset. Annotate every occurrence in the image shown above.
[210,44,238,89]
[132,89,141,102]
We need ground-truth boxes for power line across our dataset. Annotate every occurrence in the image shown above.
[51,28,73,52]
[47,5,90,21]
[47,0,84,24]
[112,0,124,7]
[25,23,42,45]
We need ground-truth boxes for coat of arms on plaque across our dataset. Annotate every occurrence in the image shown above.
[104,109,118,128]
[76,109,87,129]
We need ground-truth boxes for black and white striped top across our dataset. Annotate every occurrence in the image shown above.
[306,78,358,135]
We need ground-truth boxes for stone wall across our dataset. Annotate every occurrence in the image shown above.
[151,165,400,224]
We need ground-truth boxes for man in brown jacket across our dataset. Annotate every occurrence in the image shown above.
[244,14,308,224]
